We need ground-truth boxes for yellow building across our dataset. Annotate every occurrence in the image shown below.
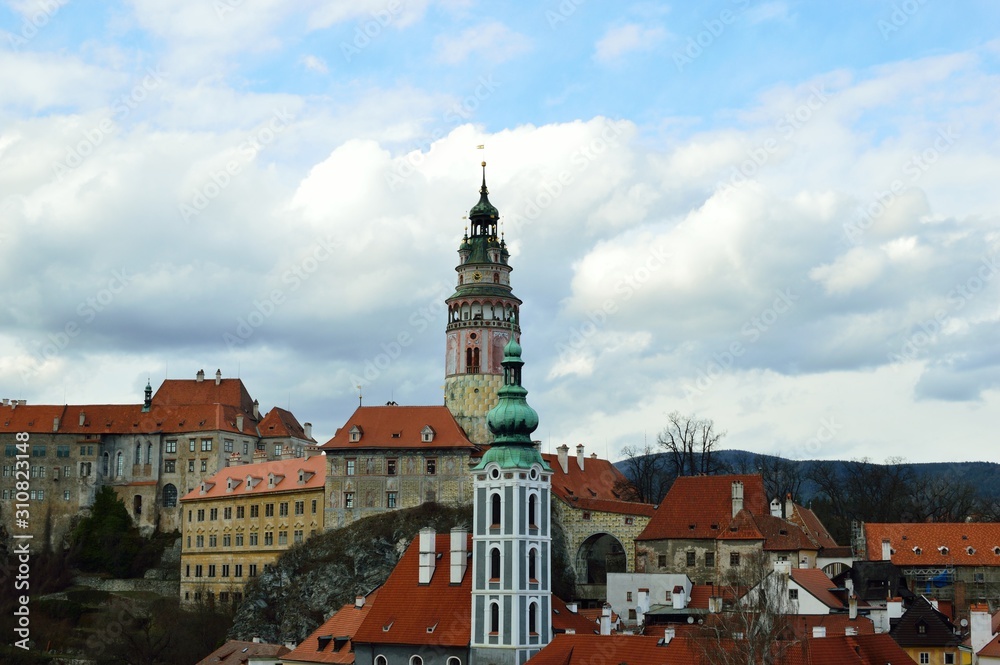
[179,454,326,606]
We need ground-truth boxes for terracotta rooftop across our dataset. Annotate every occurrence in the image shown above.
[789,568,848,610]
[153,376,256,413]
[864,522,1000,566]
[179,454,325,502]
[542,451,656,517]
[791,503,840,550]
[259,407,313,441]
[322,406,477,451]
[785,615,875,638]
[980,632,1000,658]
[195,639,289,665]
[283,588,380,664]
[637,475,768,541]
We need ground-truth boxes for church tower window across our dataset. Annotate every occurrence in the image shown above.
[490,547,501,581]
[491,493,502,528]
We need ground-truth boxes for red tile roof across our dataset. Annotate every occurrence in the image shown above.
[789,568,847,610]
[786,615,875,638]
[687,584,740,609]
[259,407,313,441]
[864,522,1000,566]
[195,640,290,665]
[637,475,768,541]
[322,406,477,451]
[283,589,380,664]
[980,633,1000,658]
[552,596,601,635]
[752,513,821,552]
[179,454,326,502]
[791,504,840,550]
[153,377,256,413]
[542,452,656,517]
[353,533,473,648]
[525,634,685,665]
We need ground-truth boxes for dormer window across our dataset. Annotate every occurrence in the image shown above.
[421,426,435,443]
[939,546,949,555]
[349,426,363,443]
[913,547,922,555]
[967,546,976,555]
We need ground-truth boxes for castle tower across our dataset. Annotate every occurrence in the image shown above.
[443,162,521,445]
[470,334,552,665]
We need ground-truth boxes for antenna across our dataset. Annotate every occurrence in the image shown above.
[356,384,363,407]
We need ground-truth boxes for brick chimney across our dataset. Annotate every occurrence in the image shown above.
[576,444,585,470]
[450,527,468,584]
[418,528,436,584]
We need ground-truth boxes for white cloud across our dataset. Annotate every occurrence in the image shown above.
[300,54,328,74]
[433,20,531,65]
[593,23,666,63]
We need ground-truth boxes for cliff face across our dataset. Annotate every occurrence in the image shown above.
[228,503,474,644]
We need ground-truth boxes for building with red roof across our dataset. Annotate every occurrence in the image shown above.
[195,638,290,665]
[179,453,326,605]
[635,474,838,586]
[283,588,381,664]
[0,370,315,547]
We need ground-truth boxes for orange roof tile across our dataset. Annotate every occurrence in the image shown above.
[637,475,768,541]
[751,512,820,552]
[542,452,656,517]
[283,589,380,664]
[552,596,600,635]
[786,615,875,638]
[179,455,325,502]
[153,377,256,413]
[322,406,476,451]
[980,633,1000,658]
[353,533,472,648]
[526,634,686,665]
[259,407,313,441]
[864,522,1000,566]
[789,568,847,610]
[791,504,840,550]
[195,640,290,665]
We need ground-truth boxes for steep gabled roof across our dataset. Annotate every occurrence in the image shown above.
[790,503,840,550]
[542,452,655,517]
[637,475,767,541]
[179,455,325,502]
[786,615,875,638]
[889,596,964,648]
[754,513,820,552]
[790,568,847,610]
[980,633,1000,658]
[259,407,313,441]
[864,522,1000,566]
[195,640,290,665]
[322,406,476,450]
[283,589,380,664]
[353,533,472,648]
[153,377,256,413]
[525,634,683,665]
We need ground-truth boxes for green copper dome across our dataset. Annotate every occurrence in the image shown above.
[469,161,499,221]
[485,335,538,445]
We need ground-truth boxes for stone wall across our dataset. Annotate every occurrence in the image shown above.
[444,374,502,445]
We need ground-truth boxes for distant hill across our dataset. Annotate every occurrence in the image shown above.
[616,450,1000,503]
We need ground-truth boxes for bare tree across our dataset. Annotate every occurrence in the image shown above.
[657,411,727,477]
[695,549,796,665]
[756,456,804,514]
[808,457,916,542]
[615,442,672,503]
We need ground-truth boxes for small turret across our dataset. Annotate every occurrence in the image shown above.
[142,379,152,412]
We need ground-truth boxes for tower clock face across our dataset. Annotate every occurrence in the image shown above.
[472,271,482,281]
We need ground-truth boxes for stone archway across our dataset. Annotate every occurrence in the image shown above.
[577,532,627,585]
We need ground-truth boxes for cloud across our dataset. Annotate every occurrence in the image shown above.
[300,54,328,74]
[593,23,666,63]
[433,20,531,65]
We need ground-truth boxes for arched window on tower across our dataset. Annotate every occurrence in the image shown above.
[466,347,480,374]
[528,493,537,527]
[493,272,499,283]
[134,444,141,466]
[146,442,152,465]
[490,547,501,581]
[529,602,539,635]
[163,484,178,508]
[491,493,502,528]
[528,547,538,581]
[116,452,124,477]
[102,452,110,476]
[490,602,500,634]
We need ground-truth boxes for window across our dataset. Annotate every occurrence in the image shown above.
[345,492,355,508]
[490,603,500,634]
[658,555,667,568]
[188,460,195,472]
[919,654,929,664]
[249,533,258,546]
[196,535,204,547]
[115,452,123,476]
[279,502,288,516]
[528,547,538,581]
[200,460,207,472]
[705,552,715,567]
[208,564,216,577]
[189,439,196,452]
[224,507,232,519]
[243,442,249,454]
[274,444,283,457]
[625,517,634,525]
[490,548,501,580]
[375,657,388,665]
[410,658,423,665]
[237,506,245,518]
[789,589,799,600]
[134,443,141,465]
[917,622,927,634]
[264,532,273,546]
[102,452,109,475]
[208,535,217,547]
[32,446,47,457]
[164,460,176,473]
[195,565,203,577]
[56,445,70,458]
[224,439,233,452]
[582,512,591,521]
[210,508,218,520]
[265,503,274,517]
[686,551,696,567]
[387,459,396,475]
[294,501,304,515]
[387,492,397,508]
[529,602,538,635]
[311,499,317,514]
[346,459,355,476]
[426,459,436,475]
[294,529,303,544]
[278,531,287,545]
[162,484,177,507]
[491,493,502,527]
[249,564,257,577]
[730,552,741,567]
[166,440,177,453]
[944,654,955,664]
[235,534,243,547]
[446,659,461,665]
[223,534,231,547]
[627,591,633,602]
[197,509,205,522]
[528,494,537,526]
[201,438,212,452]
[235,564,243,577]
[63,490,71,501]
[250,505,259,518]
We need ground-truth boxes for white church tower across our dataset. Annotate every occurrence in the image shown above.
[470,333,553,665]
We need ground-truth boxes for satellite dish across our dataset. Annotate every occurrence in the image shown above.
[961,619,969,627]
[687,616,694,624]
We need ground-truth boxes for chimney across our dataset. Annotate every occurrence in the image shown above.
[304,422,313,440]
[215,369,222,385]
[252,637,261,644]
[52,417,60,432]
[770,498,781,517]
[849,594,858,620]
[450,527,468,584]
[845,626,857,636]
[253,399,259,418]
[672,586,686,610]
[732,481,744,517]
[599,603,612,635]
[881,539,892,561]
[576,444,585,470]
[556,445,569,474]
[812,626,826,638]
[2,398,7,406]
[971,603,994,653]
[355,594,365,609]
[785,493,794,520]
[79,411,86,427]
[663,627,675,644]
[887,598,903,620]
[236,415,244,432]
[708,596,723,613]
[196,369,205,382]
[229,452,243,467]
[418,527,436,584]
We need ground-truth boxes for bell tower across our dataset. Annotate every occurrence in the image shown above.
[444,163,521,445]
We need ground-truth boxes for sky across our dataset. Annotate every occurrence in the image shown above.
[2,1,999,464]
